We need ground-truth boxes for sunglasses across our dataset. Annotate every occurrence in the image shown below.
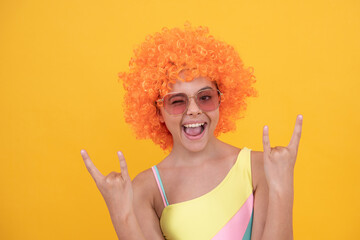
[156,88,223,115]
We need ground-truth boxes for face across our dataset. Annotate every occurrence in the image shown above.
[158,76,220,152]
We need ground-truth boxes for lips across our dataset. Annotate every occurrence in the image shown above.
[182,122,207,140]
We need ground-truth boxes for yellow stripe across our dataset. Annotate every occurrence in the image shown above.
[160,147,253,240]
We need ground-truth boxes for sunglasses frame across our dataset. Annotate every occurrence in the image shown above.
[156,88,223,116]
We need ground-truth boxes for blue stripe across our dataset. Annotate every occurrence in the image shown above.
[242,209,253,240]
[153,165,169,206]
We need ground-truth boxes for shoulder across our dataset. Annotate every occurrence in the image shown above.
[132,168,158,205]
[132,169,166,238]
[133,167,154,184]
[250,150,265,191]
[219,143,264,190]
[132,168,156,195]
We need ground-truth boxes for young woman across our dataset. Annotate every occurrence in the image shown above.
[81,23,303,240]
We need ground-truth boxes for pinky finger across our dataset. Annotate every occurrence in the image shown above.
[117,151,130,181]
[263,126,271,156]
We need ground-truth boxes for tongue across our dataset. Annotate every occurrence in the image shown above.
[184,126,202,136]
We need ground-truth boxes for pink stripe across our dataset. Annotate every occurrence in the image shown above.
[152,167,167,207]
[212,194,254,240]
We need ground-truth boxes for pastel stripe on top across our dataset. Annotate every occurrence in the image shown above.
[152,166,169,207]
[151,147,254,240]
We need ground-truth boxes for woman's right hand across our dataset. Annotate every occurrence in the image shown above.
[81,150,134,220]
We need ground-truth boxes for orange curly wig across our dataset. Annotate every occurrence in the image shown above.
[118,22,258,150]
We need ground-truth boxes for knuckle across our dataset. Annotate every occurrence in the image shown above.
[104,172,123,185]
[278,147,286,153]
[104,176,112,184]
[115,174,123,182]
[272,149,282,158]
[296,132,302,139]
[105,173,115,182]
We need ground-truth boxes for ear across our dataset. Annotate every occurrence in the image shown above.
[156,107,165,123]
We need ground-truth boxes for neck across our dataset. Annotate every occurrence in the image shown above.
[167,136,226,167]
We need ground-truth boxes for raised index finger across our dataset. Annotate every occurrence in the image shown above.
[288,114,303,149]
[81,149,104,183]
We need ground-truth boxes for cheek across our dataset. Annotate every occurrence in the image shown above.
[213,116,220,130]
[163,119,175,131]
[207,110,220,130]
[161,113,181,133]
[212,109,220,122]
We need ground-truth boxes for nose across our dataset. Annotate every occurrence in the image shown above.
[186,97,202,116]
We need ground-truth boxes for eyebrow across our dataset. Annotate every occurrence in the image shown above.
[168,93,185,101]
[166,86,214,101]
[198,86,213,91]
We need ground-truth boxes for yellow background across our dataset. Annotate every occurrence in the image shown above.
[1,0,359,239]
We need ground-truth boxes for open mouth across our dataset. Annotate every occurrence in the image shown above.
[182,122,207,139]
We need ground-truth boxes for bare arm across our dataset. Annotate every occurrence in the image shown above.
[132,170,165,239]
[81,150,147,240]
[251,166,294,240]
[110,209,146,240]
[262,180,294,240]
[107,169,165,239]
[250,152,269,240]
[251,115,303,240]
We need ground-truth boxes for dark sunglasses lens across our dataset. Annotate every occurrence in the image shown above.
[196,90,220,111]
[163,93,188,115]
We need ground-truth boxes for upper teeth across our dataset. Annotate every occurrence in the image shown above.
[183,123,205,128]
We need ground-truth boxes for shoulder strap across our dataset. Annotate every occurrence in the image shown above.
[151,165,169,207]
[238,147,254,193]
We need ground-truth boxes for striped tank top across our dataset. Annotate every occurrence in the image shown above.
[151,147,254,240]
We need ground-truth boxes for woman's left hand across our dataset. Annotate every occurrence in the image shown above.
[262,114,303,191]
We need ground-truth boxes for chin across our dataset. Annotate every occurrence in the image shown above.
[181,140,209,153]
[178,122,214,152]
